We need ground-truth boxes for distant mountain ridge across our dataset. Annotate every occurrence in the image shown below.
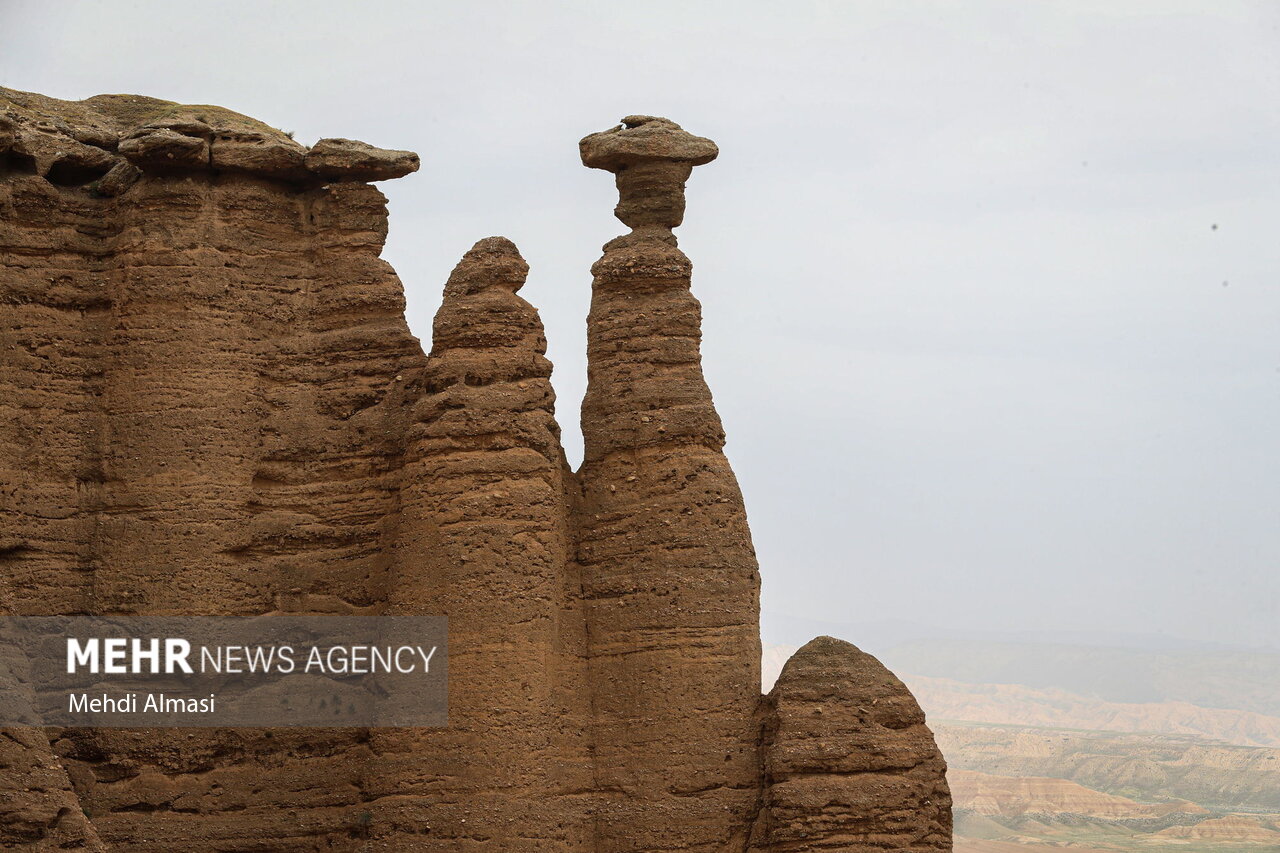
[936,724,1280,812]
[883,638,1280,717]
[764,640,1280,747]
[906,674,1280,747]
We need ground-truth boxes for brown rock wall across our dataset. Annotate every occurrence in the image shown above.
[2,88,423,849]
[0,88,949,852]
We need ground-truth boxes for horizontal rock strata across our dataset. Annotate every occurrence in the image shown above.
[1,87,418,188]
[0,88,950,851]
[750,637,952,851]
[577,114,761,851]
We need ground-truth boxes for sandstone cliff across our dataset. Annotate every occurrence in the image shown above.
[0,88,950,851]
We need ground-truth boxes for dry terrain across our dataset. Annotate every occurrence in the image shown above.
[766,640,1280,852]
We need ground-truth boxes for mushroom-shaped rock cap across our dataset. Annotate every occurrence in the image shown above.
[580,115,718,172]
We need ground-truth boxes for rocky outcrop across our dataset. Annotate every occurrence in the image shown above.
[749,637,952,851]
[368,236,594,849]
[0,89,949,851]
[1,86,424,850]
[0,87,418,187]
[304,138,420,182]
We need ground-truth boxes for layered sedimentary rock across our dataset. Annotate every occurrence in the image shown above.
[576,116,762,851]
[948,769,1202,820]
[0,580,104,850]
[1,86,423,850]
[749,637,952,851]
[369,236,594,849]
[0,88,950,851]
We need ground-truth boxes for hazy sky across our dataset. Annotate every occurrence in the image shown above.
[3,1,1277,650]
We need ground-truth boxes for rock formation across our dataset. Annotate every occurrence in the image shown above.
[749,637,952,851]
[0,88,950,851]
[577,115,761,851]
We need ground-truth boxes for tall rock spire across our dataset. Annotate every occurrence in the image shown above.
[576,116,763,850]
[375,237,593,849]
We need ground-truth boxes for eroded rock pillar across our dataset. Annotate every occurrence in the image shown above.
[576,116,762,851]
[373,238,593,849]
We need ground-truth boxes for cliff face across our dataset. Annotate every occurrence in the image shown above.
[0,89,950,851]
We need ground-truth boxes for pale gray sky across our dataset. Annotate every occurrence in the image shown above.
[3,0,1277,649]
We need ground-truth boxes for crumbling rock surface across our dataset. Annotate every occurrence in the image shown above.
[749,637,952,851]
[0,579,105,850]
[0,87,418,187]
[305,138,420,182]
[0,89,949,851]
[0,725,104,850]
